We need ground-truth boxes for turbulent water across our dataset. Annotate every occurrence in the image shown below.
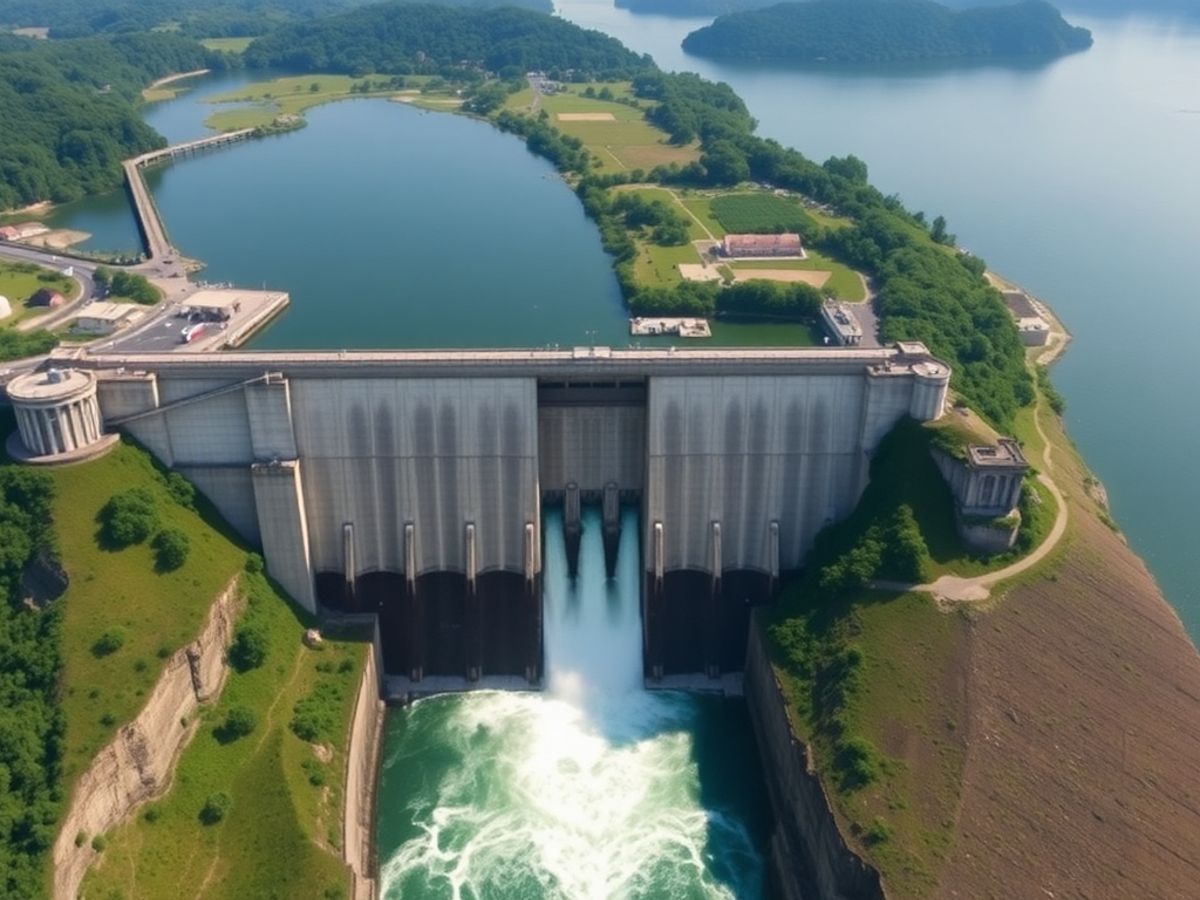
[375,508,770,899]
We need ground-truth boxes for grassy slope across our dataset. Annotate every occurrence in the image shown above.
[83,570,364,899]
[0,260,77,325]
[48,442,248,787]
[199,37,256,54]
[204,74,413,131]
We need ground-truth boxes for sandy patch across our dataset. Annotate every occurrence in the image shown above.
[731,269,830,286]
[678,264,723,283]
[24,229,90,250]
[557,113,616,122]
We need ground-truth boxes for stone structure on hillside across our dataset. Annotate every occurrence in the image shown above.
[6,367,107,460]
[932,436,1030,554]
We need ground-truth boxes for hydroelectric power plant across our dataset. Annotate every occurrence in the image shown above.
[14,342,950,693]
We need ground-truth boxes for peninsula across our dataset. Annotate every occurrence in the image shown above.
[682,0,1094,64]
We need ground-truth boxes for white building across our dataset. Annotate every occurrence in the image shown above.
[73,302,143,335]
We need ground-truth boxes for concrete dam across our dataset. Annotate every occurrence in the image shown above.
[35,343,950,687]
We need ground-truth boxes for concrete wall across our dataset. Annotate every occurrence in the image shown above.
[645,368,929,575]
[537,404,644,494]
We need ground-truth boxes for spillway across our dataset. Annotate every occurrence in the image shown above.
[375,506,771,898]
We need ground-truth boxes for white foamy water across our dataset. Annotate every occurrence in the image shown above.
[377,508,765,899]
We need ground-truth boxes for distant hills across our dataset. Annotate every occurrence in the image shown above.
[619,0,1193,18]
[681,0,1094,64]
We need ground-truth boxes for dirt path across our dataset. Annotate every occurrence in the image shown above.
[666,189,717,241]
[878,355,1070,604]
[148,69,210,90]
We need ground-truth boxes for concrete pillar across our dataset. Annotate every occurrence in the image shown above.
[245,374,298,460]
[706,521,722,679]
[563,481,581,578]
[768,520,780,596]
[524,521,541,685]
[464,522,481,682]
[250,459,316,613]
[342,523,356,609]
[602,482,621,579]
[404,523,423,683]
[645,521,665,681]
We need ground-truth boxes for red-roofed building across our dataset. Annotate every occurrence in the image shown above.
[28,288,65,308]
[720,232,804,258]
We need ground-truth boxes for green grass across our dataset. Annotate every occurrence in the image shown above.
[619,187,709,241]
[204,74,406,131]
[678,195,725,239]
[511,84,698,174]
[0,260,76,324]
[83,571,365,898]
[200,36,256,53]
[769,590,969,898]
[730,249,865,301]
[633,240,704,287]
[710,192,816,235]
[707,319,819,346]
[47,441,249,787]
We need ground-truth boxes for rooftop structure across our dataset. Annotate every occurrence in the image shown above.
[5,367,107,461]
[28,288,65,308]
[821,300,863,346]
[73,302,143,335]
[629,317,711,338]
[721,233,804,259]
[187,290,245,321]
[1002,290,1050,347]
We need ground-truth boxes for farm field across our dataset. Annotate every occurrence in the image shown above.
[200,36,256,53]
[508,84,699,173]
[710,192,816,235]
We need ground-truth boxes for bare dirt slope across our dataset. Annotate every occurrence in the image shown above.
[937,489,1200,897]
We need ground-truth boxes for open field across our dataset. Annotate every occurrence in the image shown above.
[41,442,251,788]
[205,74,407,131]
[0,260,77,324]
[200,36,256,53]
[731,268,829,286]
[731,253,864,300]
[634,241,705,287]
[83,571,365,899]
[510,85,699,174]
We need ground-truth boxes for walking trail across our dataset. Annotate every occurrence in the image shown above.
[877,389,1069,604]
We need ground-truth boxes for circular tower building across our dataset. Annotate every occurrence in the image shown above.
[6,368,105,460]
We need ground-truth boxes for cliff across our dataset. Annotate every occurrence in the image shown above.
[343,633,385,900]
[744,621,884,899]
[51,579,243,900]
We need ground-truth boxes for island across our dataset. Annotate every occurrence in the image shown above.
[682,0,1094,64]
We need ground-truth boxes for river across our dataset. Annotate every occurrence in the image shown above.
[553,0,1200,635]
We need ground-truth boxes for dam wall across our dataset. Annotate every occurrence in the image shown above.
[65,344,949,682]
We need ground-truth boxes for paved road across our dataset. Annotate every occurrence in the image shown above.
[0,242,98,330]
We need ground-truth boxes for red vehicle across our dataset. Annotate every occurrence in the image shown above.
[180,322,206,344]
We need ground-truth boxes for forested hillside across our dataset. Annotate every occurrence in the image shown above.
[0,0,552,39]
[615,0,776,16]
[0,32,219,208]
[244,3,650,77]
[682,0,1093,63]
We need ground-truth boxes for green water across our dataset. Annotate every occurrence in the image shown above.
[375,508,772,899]
[555,0,1200,636]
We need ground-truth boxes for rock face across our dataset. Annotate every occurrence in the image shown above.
[343,638,384,900]
[743,620,883,899]
[52,579,243,900]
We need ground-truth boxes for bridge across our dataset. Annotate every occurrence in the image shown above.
[123,129,255,261]
[9,343,950,688]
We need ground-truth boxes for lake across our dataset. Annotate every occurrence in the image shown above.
[555,0,1200,635]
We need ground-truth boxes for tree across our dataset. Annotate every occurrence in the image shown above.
[199,792,231,825]
[823,154,868,184]
[100,488,158,547]
[930,215,954,246]
[700,140,750,186]
[153,528,190,571]
[229,625,268,672]
[217,705,257,741]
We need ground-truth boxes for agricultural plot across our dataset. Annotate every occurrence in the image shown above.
[529,88,699,174]
[204,74,410,131]
[710,192,816,235]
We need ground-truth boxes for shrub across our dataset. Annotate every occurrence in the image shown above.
[74,831,87,848]
[99,487,158,547]
[864,817,892,846]
[199,792,231,825]
[91,834,107,852]
[92,628,126,657]
[836,736,883,790]
[244,553,264,574]
[153,527,190,571]
[217,705,257,741]
[229,625,268,672]
[143,807,161,823]
[164,472,196,508]
[290,681,344,743]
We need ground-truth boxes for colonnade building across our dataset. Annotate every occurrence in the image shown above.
[6,368,104,458]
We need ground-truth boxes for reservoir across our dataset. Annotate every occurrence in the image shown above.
[553,0,1200,636]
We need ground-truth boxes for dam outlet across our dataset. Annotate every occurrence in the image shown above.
[374,505,772,898]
